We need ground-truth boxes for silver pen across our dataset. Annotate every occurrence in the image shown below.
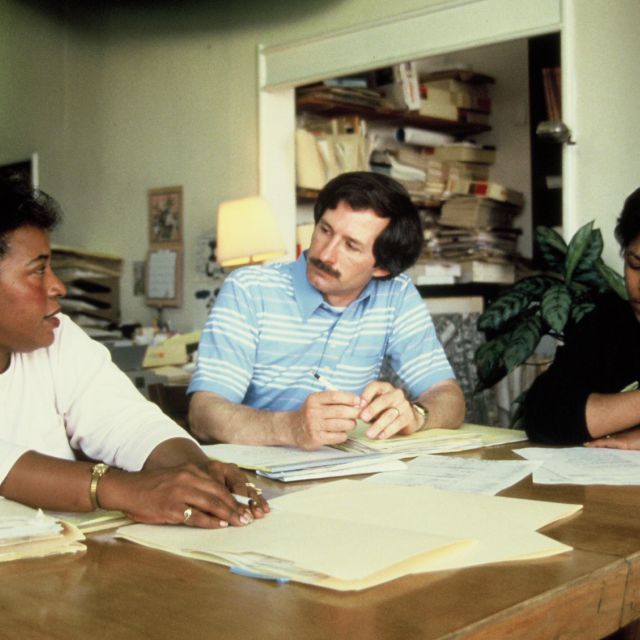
[311,371,338,391]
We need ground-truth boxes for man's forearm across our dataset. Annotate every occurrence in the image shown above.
[189,391,298,445]
[417,380,465,430]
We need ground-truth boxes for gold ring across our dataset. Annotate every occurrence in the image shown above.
[390,407,400,419]
[245,482,256,489]
[254,488,263,496]
[183,507,193,523]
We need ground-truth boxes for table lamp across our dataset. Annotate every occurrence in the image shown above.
[216,196,286,268]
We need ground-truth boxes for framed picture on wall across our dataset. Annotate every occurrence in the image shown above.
[148,185,183,245]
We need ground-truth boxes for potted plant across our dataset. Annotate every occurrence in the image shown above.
[474,222,626,403]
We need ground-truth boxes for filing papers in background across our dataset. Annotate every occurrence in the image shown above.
[364,454,540,495]
[116,480,581,591]
[203,443,406,481]
[514,447,640,485]
[0,498,85,562]
[336,422,527,456]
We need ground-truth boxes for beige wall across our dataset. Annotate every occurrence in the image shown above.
[2,0,443,331]
[2,0,637,332]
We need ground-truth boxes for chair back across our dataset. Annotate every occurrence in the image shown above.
[148,383,190,431]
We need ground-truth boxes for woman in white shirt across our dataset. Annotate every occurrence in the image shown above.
[0,177,267,529]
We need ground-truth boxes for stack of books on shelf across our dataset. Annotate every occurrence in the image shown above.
[297,82,384,110]
[418,69,494,125]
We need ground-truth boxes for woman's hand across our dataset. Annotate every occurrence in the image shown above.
[99,460,269,529]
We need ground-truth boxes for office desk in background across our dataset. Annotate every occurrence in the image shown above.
[2,444,640,640]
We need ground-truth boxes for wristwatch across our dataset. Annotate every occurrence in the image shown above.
[411,402,429,431]
[89,463,110,510]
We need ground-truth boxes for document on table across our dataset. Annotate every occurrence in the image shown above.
[0,498,85,561]
[116,480,581,591]
[514,447,640,485]
[336,422,527,456]
[203,443,406,481]
[364,454,540,495]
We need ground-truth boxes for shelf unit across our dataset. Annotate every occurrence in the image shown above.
[296,94,491,138]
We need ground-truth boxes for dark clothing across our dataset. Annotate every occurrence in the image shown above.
[523,293,640,444]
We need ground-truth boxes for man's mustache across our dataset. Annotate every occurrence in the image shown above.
[309,257,341,278]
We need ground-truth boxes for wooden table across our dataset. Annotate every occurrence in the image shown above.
[2,444,640,640]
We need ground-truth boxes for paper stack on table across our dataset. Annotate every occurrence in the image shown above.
[204,424,527,481]
[336,422,527,456]
[203,443,406,481]
[0,498,85,562]
[47,508,131,533]
[116,479,581,591]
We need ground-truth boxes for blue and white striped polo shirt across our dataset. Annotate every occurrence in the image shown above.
[188,252,454,410]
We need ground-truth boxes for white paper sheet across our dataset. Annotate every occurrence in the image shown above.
[364,454,540,495]
[514,447,640,485]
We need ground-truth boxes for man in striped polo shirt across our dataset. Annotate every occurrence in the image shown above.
[189,172,465,450]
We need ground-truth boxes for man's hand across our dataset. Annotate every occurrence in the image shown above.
[585,426,640,450]
[100,459,269,529]
[357,381,420,439]
[292,390,362,449]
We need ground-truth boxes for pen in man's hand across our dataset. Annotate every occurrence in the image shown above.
[311,371,338,391]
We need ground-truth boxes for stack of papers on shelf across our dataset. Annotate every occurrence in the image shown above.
[0,498,85,562]
[203,444,406,482]
[337,423,527,456]
[116,479,581,591]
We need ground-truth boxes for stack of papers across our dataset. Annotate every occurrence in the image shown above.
[0,498,85,562]
[204,424,527,482]
[203,444,406,482]
[116,480,581,591]
[337,422,527,456]
[47,508,131,533]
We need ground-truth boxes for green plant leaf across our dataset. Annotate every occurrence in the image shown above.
[535,226,567,272]
[573,228,603,276]
[511,275,557,299]
[503,316,542,372]
[595,259,627,300]
[474,337,508,391]
[565,221,594,283]
[571,301,596,324]
[541,284,572,333]
[477,291,531,333]
[572,268,608,292]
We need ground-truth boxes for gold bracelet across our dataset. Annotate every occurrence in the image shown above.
[89,463,110,510]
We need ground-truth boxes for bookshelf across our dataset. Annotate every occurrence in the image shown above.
[297,94,491,137]
[294,60,527,295]
[528,32,562,242]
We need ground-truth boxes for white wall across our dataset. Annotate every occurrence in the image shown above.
[568,0,640,270]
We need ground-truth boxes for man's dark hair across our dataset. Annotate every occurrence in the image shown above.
[615,187,640,252]
[313,171,422,278]
[0,176,61,258]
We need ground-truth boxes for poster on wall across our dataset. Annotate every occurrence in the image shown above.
[148,186,183,245]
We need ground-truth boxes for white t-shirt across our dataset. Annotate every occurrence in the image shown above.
[0,314,195,484]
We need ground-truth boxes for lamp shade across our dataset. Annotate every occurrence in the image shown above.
[216,196,286,268]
